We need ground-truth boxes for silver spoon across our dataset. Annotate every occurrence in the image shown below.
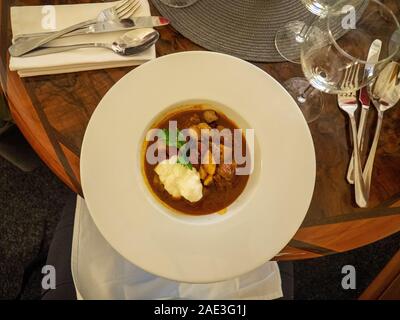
[364,61,400,198]
[22,28,159,57]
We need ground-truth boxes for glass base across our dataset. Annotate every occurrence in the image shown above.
[275,21,307,64]
[285,77,324,123]
[160,0,198,8]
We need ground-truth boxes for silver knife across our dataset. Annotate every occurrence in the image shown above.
[14,16,170,41]
[346,39,382,184]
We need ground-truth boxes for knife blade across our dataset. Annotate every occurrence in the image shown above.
[83,16,170,35]
[346,39,382,184]
[14,16,170,41]
[359,40,382,108]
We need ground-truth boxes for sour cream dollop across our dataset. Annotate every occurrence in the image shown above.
[154,156,203,203]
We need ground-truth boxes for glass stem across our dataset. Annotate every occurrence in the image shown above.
[296,15,318,43]
[297,84,314,104]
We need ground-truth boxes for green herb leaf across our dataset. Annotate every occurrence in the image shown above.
[177,154,193,170]
[161,129,185,148]
[162,129,193,170]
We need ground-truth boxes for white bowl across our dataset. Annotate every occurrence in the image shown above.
[81,51,316,283]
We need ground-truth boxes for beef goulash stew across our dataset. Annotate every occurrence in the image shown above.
[143,105,251,215]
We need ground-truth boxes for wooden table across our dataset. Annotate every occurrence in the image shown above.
[1,0,400,261]
[360,250,400,299]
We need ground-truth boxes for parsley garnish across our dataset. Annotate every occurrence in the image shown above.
[162,129,193,170]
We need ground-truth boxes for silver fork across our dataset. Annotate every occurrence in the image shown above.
[337,64,368,208]
[9,0,141,57]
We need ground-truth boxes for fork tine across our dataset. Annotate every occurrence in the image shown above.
[122,0,141,16]
[351,64,361,92]
[342,64,360,93]
[115,0,133,13]
[117,0,141,19]
[128,2,142,17]
[341,66,351,91]
[114,0,131,11]
[121,0,140,11]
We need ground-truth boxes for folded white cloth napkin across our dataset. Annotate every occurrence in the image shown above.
[9,0,155,77]
[72,196,283,300]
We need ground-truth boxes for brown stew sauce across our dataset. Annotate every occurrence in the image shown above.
[143,106,250,215]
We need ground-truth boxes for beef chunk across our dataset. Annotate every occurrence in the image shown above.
[203,110,219,123]
[217,162,237,181]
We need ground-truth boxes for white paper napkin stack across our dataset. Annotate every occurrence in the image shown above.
[9,0,155,77]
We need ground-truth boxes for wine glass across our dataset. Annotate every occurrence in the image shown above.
[286,0,400,123]
[302,0,400,93]
[160,0,198,8]
[275,0,365,64]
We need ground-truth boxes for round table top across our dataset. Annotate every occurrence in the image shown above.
[2,0,400,261]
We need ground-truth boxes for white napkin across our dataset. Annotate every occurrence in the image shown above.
[71,196,283,300]
[9,0,155,77]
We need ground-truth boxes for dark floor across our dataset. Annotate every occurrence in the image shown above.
[0,127,399,300]
[294,231,399,299]
[0,128,72,299]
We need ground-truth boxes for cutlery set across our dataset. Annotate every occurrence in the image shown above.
[9,0,169,57]
[14,16,170,41]
[23,29,160,58]
[339,43,400,208]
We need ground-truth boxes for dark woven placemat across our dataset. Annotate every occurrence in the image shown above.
[151,0,312,62]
